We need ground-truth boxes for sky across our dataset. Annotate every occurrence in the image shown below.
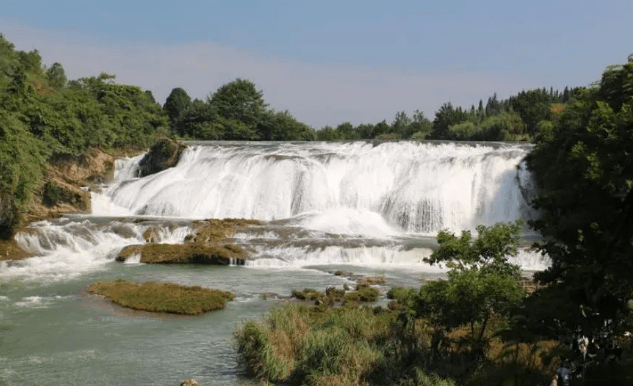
[1,0,632,128]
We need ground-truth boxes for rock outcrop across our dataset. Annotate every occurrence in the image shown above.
[0,239,29,261]
[24,147,116,225]
[116,219,260,265]
[180,380,202,386]
[116,243,249,265]
[0,191,20,240]
[137,138,186,177]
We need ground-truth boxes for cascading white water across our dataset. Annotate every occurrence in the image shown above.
[1,218,191,281]
[99,141,534,234]
[3,141,545,279]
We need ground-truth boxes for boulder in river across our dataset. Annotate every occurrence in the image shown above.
[180,380,202,386]
[138,138,187,177]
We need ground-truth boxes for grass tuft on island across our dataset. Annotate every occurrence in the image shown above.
[88,280,234,315]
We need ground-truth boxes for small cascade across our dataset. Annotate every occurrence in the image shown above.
[1,219,191,281]
[246,245,438,269]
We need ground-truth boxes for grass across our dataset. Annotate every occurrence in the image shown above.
[236,303,455,386]
[387,286,417,310]
[236,287,577,386]
[88,280,234,315]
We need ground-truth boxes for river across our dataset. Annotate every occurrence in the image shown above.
[0,141,549,385]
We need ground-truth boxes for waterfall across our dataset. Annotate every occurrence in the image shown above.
[2,141,546,280]
[99,141,534,234]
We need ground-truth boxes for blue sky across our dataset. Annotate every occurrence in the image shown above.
[2,0,632,127]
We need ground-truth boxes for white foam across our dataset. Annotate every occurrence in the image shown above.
[246,245,441,270]
[98,142,534,234]
[509,249,551,271]
[300,208,399,238]
[3,220,191,281]
[123,253,142,264]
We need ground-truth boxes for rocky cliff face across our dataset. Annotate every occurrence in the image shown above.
[23,147,116,225]
[1,147,127,261]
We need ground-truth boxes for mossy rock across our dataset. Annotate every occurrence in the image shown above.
[359,276,386,286]
[116,243,249,265]
[292,288,324,301]
[345,286,380,303]
[185,218,261,244]
[138,138,186,177]
[42,180,89,210]
[89,280,234,315]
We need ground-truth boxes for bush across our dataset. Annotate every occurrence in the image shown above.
[235,303,456,386]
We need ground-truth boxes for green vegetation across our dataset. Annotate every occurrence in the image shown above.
[0,36,168,239]
[520,55,633,346]
[344,284,380,303]
[170,78,315,141]
[291,288,324,301]
[236,303,457,386]
[88,280,233,315]
[417,222,526,355]
[291,284,380,306]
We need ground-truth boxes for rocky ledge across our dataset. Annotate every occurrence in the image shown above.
[23,147,117,226]
[116,219,261,265]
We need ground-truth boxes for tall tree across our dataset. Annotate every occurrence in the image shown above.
[430,103,469,139]
[163,87,192,126]
[208,79,266,128]
[45,62,67,89]
[525,57,633,339]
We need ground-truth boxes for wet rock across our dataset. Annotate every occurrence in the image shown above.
[359,276,386,286]
[138,138,186,177]
[42,180,90,211]
[180,380,202,386]
[0,192,19,240]
[0,238,30,261]
[116,243,249,265]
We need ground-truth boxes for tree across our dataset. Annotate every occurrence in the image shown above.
[430,103,470,139]
[175,99,221,139]
[525,57,633,340]
[208,78,266,128]
[163,87,192,126]
[509,89,558,135]
[391,111,411,138]
[415,222,525,352]
[45,62,67,89]
[257,110,315,141]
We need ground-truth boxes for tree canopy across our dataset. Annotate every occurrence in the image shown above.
[525,57,633,339]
